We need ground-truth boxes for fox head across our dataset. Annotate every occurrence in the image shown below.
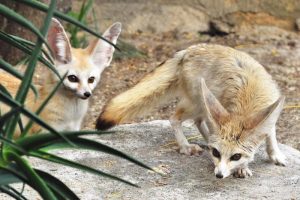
[199,78,284,179]
[47,18,121,99]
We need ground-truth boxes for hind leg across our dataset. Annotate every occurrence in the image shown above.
[266,126,286,166]
[169,103,203,156]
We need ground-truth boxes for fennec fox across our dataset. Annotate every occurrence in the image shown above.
[96,44,286,178]
[0,18,121,136]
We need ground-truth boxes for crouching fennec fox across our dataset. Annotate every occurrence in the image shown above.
[96,44,286,179]
[0,18,121,136]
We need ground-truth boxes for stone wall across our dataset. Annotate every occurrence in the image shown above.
[90,0,300,34]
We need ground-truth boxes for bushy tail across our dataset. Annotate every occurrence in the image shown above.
[96,50,185,130]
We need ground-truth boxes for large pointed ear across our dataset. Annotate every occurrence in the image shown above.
[200,78,230,125]
[87,22,121,68]
[47,18,72,64]
[243,96,285,130]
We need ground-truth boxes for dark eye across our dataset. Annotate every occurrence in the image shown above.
[230,153,242,161]
[68,75,79,82]
[88,76,95,84]
[212,148,221,158]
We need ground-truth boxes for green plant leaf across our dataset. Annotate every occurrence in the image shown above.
[13,0,57,104]
[0,84,25,134]
[8,33,55,65]
[0,107,19,130]
[0,185,27,200]
[114,40,146,59]
[0,167,23,185]
[16,130,113,149]
[54,137,154,171]
[0,164,38,187]
[34,169,79,200]
[79,0,94,23]
[0,59,38,97]
[69,0,94,48]
[0,90,73,145]
[66,11,79,19]
[0,185,28,200]
[0,32,61,79]
[16,129,154,172]
[21,73,67,138]
[0,31,54,65]
[0,3,51,53]
[17,132,153,172]
[0,136,27,155]
[15,0,120,50]
[0,83,12,99]
[30,150,138,187]
[6,151,57,200]
[3,0,58,142]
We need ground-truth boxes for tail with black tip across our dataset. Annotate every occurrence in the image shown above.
[95,50,186,130]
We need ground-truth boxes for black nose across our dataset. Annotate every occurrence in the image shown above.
[216,173,223,179]
[84,92,91,98]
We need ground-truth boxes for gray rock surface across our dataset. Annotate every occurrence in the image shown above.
[88,0,300,34]
[1,120,300,199]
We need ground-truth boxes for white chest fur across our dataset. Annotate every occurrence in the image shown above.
[46,95,89,131]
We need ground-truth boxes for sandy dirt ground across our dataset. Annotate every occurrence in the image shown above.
[84,25,300,150]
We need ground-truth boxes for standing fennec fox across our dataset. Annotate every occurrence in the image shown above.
[96,44,286,179]
[0,18,121,136]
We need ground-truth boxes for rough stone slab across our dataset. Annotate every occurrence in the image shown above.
[1,120,299,200]
[89,0,300,34]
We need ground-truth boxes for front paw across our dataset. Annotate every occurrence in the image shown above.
[233,167,253,178]
[269,151,286,166]
[179,144,203,156]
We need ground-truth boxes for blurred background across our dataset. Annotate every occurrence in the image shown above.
[1,0,299,149]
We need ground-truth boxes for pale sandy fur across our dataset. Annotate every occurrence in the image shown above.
[100,44,280,128]
[0,19,122,138]
[0,67,88,137]
[98,43,285,178]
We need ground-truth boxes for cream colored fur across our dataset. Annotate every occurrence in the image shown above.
[97,43,286,178]
[0,18,121,137]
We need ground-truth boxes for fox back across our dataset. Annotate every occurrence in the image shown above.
[97,44,282,127]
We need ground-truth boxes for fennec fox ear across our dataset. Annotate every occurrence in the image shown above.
[200,78,230,125]
[243,96,285,130]
[47,18,72,64]
[87,22,122,69]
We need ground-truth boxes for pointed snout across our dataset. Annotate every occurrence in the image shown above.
[214,161,231,179]
[78,84,92,100]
